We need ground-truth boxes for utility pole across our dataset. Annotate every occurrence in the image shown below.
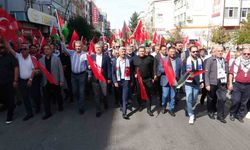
[239,0,243,25]
[222,0,226,27]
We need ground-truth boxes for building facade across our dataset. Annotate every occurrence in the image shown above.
[173,0,212,45]
[144,0,175,37]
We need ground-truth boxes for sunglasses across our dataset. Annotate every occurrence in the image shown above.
[116,46,120,48]
[191,51,198,53]
[243,53,250,56]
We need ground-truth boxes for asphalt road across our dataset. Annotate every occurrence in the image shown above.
[0,94,250,150]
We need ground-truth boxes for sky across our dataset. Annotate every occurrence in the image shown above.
[95,0,149,30]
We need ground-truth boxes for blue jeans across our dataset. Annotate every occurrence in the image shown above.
[185,85,199,117]
[71,72,87,111]
[162,85,176,111]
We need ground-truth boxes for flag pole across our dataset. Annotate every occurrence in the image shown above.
[55,9,61,34]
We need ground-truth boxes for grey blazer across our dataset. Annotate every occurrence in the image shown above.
[39,55,64,87]
[204,56,228,86]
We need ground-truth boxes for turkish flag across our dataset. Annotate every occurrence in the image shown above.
[86,54,106,83]
[50,26,57,36]
[137,69,149,101]
[88,38,95,54]
[0,8,20,41]
[133,20,143,42]
[33,36,39,45]
[31,57,57,85]
[152,32,157,44]
[68,30,79,50]
[225,51,230,64]
[160,56,176,87]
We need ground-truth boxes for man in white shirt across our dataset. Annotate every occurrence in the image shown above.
[7,43,35,121]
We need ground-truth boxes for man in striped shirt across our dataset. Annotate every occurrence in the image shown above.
[61,35,89,115]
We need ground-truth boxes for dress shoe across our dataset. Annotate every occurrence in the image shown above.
[104,103,108,110]
[96,112,102,118]
[122,114,130,120]
[169,111,176,117]
[42,114,52,120]
[208,112,215,120]
[230,115,235,121]
[147,110,154,116]
[138,106,143,112]
[78,109,85,115]
[237,117,244,123]
[161,107,167,114]
[35,108,40,114]
[23,114,33,121]
[217,117,227,123]
[58,107,64,112]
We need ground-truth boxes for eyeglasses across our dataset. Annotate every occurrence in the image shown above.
[243,53,250,56]
[116,46,120,48]
[191,51,198,53]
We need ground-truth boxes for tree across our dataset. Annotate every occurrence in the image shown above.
[211,26,230,45]
[129,12,140,34]
[67,16,101,42]
[171,26,183,42]
[236,13,250,44]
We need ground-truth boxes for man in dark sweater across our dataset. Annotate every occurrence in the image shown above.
[132,46,155,116]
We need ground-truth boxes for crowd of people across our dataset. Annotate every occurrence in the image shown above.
[0,34,249,125]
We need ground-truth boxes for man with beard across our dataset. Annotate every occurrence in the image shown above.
[0,38,18,124]
[61,35,89,115]
[132,46,155,116]
[228,48,250,123]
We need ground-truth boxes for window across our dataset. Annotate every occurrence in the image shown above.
[242,8,247,18]
[225,7,238,19]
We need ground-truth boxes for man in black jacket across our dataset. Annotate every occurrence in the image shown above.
[132,46,155,116]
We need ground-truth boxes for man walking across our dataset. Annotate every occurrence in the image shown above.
[228,48,250,123]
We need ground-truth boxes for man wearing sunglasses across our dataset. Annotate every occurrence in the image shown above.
[0,37,19,124]
[228,48,250,123]
[5,41,36,122]
[183,46,204,124]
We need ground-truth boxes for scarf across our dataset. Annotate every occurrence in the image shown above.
[116,57,130,81]
[186,56,203,83]
[216,58,227,83]
[233,56,250,81]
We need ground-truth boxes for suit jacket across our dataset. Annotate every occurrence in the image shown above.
[91,54,111,81]
[205,56,229,86]
[39,55,64,87]
[158,56,182,87]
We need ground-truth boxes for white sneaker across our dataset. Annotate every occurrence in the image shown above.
[189,115,194,125]
[245,112,250,119]
[5,120,12,124]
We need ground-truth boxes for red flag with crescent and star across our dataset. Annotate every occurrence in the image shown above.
[68,30,79,50]
[0,8,20,41]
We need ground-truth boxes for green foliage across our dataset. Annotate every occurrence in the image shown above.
[236,13,250,44]
[129,12,140,34]
[67,16,101,42]
[211,26,230,45]
[169,26,183,43]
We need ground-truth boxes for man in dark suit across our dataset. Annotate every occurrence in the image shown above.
[158,46,181,116]
[90,43,111,117]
